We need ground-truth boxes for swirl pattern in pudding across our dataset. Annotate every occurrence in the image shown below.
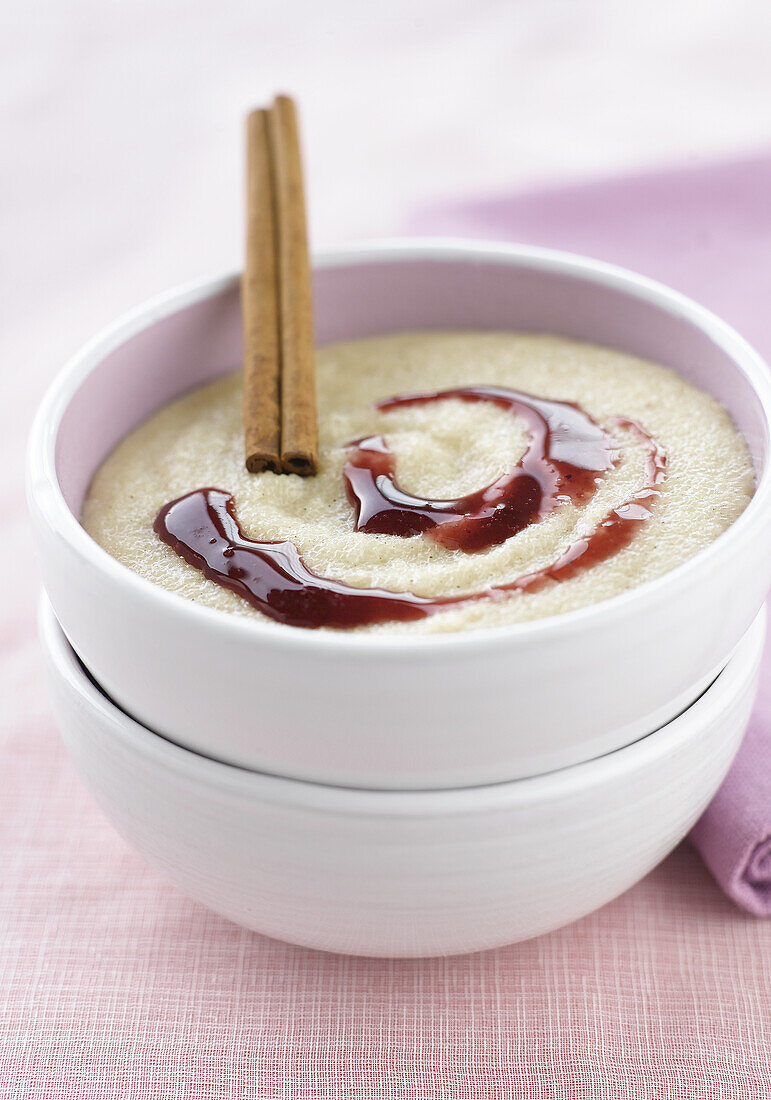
[82,331,754,633]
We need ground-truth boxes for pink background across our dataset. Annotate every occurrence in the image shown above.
[5,3,771,1096]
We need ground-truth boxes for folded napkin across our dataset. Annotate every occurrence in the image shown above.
[409,153,771,914]
[691,711,771,915]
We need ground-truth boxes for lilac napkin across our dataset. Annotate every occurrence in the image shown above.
[410,153,771,914]
[691,714,771,916]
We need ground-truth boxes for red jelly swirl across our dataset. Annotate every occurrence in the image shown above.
[153,419,665,630]
[343,386,620,552]
[154,489,447,629]
[513,418,666,590]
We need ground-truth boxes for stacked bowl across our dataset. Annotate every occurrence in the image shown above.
[28,242,771,957]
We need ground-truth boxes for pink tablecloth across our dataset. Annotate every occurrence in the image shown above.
[4,156,771,1097]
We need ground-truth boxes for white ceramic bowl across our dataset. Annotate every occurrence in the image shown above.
[28,241,771,789]
[41,595,764,958]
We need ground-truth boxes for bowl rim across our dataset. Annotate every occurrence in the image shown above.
[27,237,771,656]
[40,593,766,813]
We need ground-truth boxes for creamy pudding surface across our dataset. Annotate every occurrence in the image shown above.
[82,331,754,633]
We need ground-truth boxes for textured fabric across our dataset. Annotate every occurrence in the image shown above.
[3,765,771,1100]
[415,152,771,918]
[692,681,771,915]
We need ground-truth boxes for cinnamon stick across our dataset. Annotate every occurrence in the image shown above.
[243,108,281,473]
[269,95,319,476]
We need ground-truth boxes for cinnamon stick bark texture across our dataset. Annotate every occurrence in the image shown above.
[270,95,319,476]
[242,96,318,476]
[242,108,281,474]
